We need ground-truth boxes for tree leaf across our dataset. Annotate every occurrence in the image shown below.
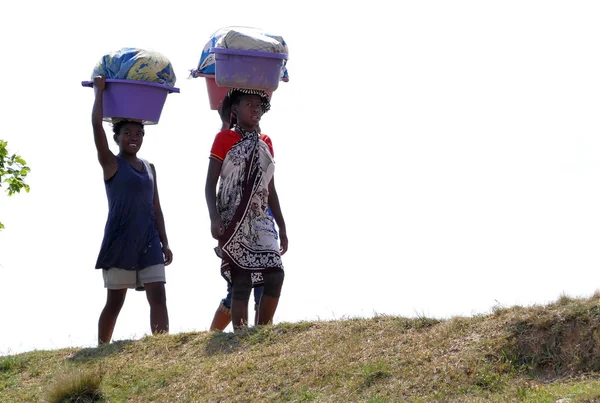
[0,139,30,231]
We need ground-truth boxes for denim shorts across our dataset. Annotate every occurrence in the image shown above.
[222,283,263,310]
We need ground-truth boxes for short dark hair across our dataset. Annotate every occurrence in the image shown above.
[112,120,144,136]
[221,88,271,127]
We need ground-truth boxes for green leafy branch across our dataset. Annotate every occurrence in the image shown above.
[0,140,31,229]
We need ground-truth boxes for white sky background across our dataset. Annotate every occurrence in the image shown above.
[1,1,600,355]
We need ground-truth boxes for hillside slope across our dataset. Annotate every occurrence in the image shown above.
[2,295,600,402]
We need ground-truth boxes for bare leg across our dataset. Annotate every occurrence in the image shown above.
[253,288,263,326]
[257,295,280,326]
[98,289,127,345]
[210,302,232,331]
[231,299,249,330]
[145,282,169,334]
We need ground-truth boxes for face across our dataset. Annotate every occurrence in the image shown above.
[233,94,263,130]
[115,122,144,154]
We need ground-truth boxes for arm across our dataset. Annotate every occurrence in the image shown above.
[205,158,224,239]
[150,164,172,265]
[268,177,288,255]
[92,75,117,180]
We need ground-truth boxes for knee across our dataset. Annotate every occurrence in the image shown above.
[232,276,252,301]
[104,295,125,315]
[146,283,167,306]
[263,270,284,298]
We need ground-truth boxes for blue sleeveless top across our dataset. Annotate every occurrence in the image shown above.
[95,157,163,270]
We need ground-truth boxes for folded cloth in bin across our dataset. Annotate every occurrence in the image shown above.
[92,48,177,87]
[190,27,289,82]
[216,28,287,53]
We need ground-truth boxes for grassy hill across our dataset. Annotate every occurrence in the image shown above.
[3,294,600,402]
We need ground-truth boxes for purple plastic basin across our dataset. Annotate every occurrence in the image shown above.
[81,79,180,125]
[195,73,274,110]
[210,47,287,91]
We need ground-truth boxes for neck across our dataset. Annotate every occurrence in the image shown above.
[237,123,257,133]
[118,152,138,163]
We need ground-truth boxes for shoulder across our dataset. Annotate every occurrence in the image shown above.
[210,130,241,161]
[140,159,156,174]
[113,155,128,171]
[214,129,239,141]
[260,133,274,157]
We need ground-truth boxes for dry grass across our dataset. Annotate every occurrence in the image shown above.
[43,368,105,403]
[2,294,600,402]
[500,293,600,378]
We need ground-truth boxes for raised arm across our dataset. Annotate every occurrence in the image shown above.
[92,75,117,180]
[205,158,224,239]
[150,164,172,265]
[268,177,288,255]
